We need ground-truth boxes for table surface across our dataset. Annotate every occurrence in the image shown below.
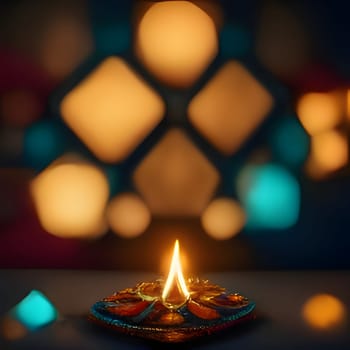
[0,269,349,349]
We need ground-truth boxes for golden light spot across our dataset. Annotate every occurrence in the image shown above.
[188,60,273,155]
[201,198,246,240]
[107,193,151,238]
[0,316,27,340]
[60,57,165,163]
[30,154,109,239]
[307,130,348,176]
[297,91,344,135]
[133,128,220,217]
[302,294,346,330]
[135,1,218,88]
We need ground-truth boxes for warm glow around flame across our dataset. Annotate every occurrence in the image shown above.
[162,240,190,309]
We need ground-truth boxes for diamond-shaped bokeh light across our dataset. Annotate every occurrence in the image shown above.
[188,60,274,155]
[133,128,220,217]
[11,290,58,331]
[60,57,165,163]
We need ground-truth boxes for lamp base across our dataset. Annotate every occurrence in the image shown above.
[89,278,256,343]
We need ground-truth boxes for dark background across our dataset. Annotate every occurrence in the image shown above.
[1,0,350,272]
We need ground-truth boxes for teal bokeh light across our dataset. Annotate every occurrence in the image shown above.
[23,120,64,170]
[237,163,300,229]
[103,165,121,197]
[219,23,251,57]
[93,21,131,54]
[12,290,58,330]
[270,115,309,167]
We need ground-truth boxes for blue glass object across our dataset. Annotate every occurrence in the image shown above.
[237,163,300,229]
[12,290,58,330]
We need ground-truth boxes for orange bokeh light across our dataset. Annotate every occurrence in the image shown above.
[307,130,348,177]
[201,198,246,240]
[297,91,344,135]
[302,294,347,330]
[133,128,219,217]
[30,154,109,239]
[0,317,27,341]
[106,193,151,239]
[188,60,273,155]
[134,1,218,88]
[60,57,165,163]
[38,11,94,80]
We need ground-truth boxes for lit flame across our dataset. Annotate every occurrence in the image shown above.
[162,240,190,309]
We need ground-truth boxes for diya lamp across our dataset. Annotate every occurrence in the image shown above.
[89,240,255,343]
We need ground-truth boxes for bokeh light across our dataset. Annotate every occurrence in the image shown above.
[133,128,219,217]
[0,316,27,341]
[269,115,309,167]
[0,89,43,127]
[201,198,246,240]
[37,11,94,80]
[302,293,347,330]
[93,20,131,54]
[107,193,151,238]
[11,290,58,331]
[30,154,109,239]
[0,1,93,82]
[219,24,251,58]
[306,130,348,177]
[297,91,344,135]
[255,1,311,80]
[103,166,121,197]
[134,0,218,88]
[236,163,300,229]
[60,56,165,163]
[188,60,273,155]
[23,120,65,170]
